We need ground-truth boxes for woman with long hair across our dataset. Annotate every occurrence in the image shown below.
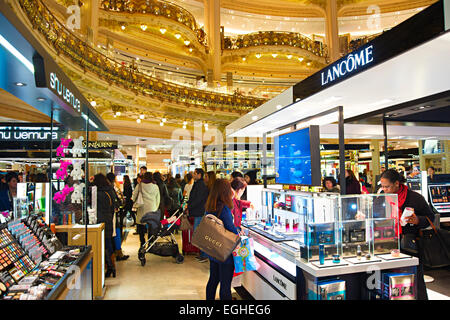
[93,173,116,277]
[230,177,253,229]
[123,175,135,225]
[345,169,361,195]
[153,171,171,219]
[204,179,239,300]
[205,171,216,191]
[182,172,194,200]
[132,172,160,247]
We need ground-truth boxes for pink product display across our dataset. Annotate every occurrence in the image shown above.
[55,160,72,180]
[53,185,74,204]
[56,138,72,158]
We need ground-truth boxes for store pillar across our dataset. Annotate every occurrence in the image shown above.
[204,0,222,83]
[81,0,100,46]
[325,0,340,63]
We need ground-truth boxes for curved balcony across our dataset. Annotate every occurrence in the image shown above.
[348,33,382,53]
[18,0,266,114]
[223,31,327,58]
[100,0,207,46]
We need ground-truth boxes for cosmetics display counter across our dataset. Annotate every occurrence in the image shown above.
[241,188,419,300]
[0,215,93,300]
[55,223,104,298]
[428,182,450,223]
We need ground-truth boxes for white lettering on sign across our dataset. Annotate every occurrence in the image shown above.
[0,130,58,141]
[49,72,81,113]
[321,45,374,86]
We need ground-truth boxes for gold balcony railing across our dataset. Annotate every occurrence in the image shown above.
[348,33,381,53]
[100,0,207,46]
[223,31,327,58]
[18,0,266,113]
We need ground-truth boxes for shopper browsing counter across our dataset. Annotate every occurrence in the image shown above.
[380,169,435,300]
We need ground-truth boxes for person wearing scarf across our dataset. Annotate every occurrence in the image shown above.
[380,169,435,300]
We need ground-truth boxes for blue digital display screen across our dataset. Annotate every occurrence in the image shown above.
[275,128,312,185]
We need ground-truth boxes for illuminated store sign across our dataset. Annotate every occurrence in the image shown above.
[321,45,374,86]
[0,126,61,141]
[49,72,81,113]
[82,140,118,150]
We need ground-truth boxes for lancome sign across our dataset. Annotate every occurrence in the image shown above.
[321,45,374,86]
[49,72,81,113]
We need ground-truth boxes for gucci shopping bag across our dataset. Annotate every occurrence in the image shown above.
[191,214,241,262]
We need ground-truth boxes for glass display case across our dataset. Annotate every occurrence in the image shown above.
[339,193,399,263]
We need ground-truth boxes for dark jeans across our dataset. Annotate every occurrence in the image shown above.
[104,235,114,270]
[137,224,150,247]
[206,260,235,300]
[416,261,428,300]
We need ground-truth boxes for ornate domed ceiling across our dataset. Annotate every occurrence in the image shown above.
[8,0,438,142]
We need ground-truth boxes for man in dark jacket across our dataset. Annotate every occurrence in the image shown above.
[188,168,209,262]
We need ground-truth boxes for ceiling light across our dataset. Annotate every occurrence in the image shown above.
[175,34,181,39]
[252,116,258,121]
[14,82,26,87]
[189,48,193,52]
[287,55,292,59]
[307,62,311,66]
[272,54,278,58]
[90,100,96,107]
[113,114,117,118]
[0,35,35,74]
[276,104,282,110]
[255,54,261,59]
[162,118,167,122]
[37,97,46,102]
[184,40,190,46]
[160,122,164,126]
[140,114,145,119]
[116,111,121,116]
[298,57,304,62]
[183,121,187,125]
[419,106,425,109]
[160,28,167,34]
[242,57,246,61]
[136,118,141,123]
[183,125,187,129]
[121,25,125,30]
[141,25,147,31]
[136,57,140,61]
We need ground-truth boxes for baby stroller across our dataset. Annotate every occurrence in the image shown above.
[138,209,184,266]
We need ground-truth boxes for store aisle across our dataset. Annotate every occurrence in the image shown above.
[103,228,210,299]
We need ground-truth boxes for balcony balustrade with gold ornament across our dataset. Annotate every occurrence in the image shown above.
[17,0,266,114]
[100,0,207,46]
[223,31,327,58]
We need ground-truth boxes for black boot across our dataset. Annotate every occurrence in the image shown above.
[105,268,116,278]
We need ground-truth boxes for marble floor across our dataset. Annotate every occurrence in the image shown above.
[102,227,240,300]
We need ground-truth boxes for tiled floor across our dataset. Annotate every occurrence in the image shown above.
[425,267,450,299]
[103,227,213,300]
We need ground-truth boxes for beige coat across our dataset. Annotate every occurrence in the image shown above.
[132,182,160,224]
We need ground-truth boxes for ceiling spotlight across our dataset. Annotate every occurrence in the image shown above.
[188,48,193,52]
[255,54,261,59]
[162,118,167,122]
[136,118,141,123]
[140,114,145,119]
[160,28,167,34]
[272,54,278,58]
[183,125,187,129]
[307,62,311,66]
[113,114,117,118]
[116,111,121,116]
[160,122,164,126]
[242,57,246,61]
[175,34,181,39]
[121,25,125,30]
[252,116,258,121]
[37,97,46,102]
[90,100,96,107]
[184,40,190,46]
[276,104,282,110]
[14,82,26,87]
[287,55,292,59]
[136,57,140,61]
[183,120,187,125]
[141,24,147,31]
[298,57,304,62]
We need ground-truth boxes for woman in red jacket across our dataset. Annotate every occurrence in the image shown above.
[230,177,253,229]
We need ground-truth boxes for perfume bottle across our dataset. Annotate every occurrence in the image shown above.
[319,244,325,265]
[356,245,362,260]
[293,219,299,232]
[285,219,290,232]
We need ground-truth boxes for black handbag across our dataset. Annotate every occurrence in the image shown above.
[417,217,450,268]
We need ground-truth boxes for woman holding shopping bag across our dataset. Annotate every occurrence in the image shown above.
[204,179,240,300]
